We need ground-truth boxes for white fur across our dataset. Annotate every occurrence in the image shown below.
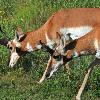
[94,39,100,59]
[80,51,87,55]
[13,39,21,48]
[45,33,55,49]
[48,59,63,78]
[60,26,93,40]
[73,50,79,57]
[9,52,20,67]
[94,39,99,50]
[36,44,42,49]
[95,51,100,59]
[26,42,33,52]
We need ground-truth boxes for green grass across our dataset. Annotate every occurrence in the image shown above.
[0,0,100,100]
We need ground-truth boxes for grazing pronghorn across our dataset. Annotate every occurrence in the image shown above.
[0,9,100,83]
[42,26,100,100]
[63,26,100,100]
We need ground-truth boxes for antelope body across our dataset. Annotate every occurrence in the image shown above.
[45,26,100,100]
[63,26,100,100]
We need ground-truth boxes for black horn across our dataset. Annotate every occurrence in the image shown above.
[39,40,55,55]
[0,26,9,46]
[0,26,7,37]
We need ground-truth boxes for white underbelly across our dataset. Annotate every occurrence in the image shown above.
[60,26,93,40]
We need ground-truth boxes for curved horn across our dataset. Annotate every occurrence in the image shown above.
[0,26,9,46]
[39,40,54,55]
[0,26,7,37]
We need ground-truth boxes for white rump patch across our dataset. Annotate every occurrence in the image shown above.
[60,26,93,40]
[13,39,21,48]
[26,42,33,52]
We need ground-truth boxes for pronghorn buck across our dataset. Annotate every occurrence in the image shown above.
[63,26,100,100]
[1,8,100,81]
[35,8,100,83]
[43,26,100,100]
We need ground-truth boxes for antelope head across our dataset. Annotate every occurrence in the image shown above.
[7,27,26,67]
[39,41,72,78]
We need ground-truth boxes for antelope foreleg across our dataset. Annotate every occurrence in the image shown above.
[38,56,52,83]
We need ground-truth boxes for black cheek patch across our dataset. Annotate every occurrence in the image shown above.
[39,40,55,55]
[19,34,27,42]
[53,54,62,61]
[16,47,28,56]
[63,39,78,53]
[16,47,21,53]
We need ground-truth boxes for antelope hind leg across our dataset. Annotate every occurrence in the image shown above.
[76,58,100,100]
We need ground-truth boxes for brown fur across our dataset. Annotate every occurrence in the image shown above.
[65,26,100,58]
[18,8,100,51]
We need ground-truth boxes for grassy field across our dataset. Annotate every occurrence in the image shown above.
[0,0,100,100]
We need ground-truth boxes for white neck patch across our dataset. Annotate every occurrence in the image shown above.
[26,42,33,52]
[73,50,79,57]
[48,58,63,78]
[60,26,93,40]
[94,39,99,51]
[45,33,55,49]
[13,39,21,48]
[9,51,20,67]
[36,44,42,49]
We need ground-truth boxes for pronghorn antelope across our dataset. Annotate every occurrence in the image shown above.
[62,26,100,100]
[0,8,100,81]
[42,26,100,100]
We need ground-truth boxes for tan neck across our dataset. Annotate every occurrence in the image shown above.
[20,27,47,51]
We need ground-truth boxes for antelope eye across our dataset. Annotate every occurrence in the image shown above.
[9,47,12,50]
[16,47,20,53]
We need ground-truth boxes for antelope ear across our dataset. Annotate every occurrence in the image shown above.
[67,33,73,42]
[15,27,24,41]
